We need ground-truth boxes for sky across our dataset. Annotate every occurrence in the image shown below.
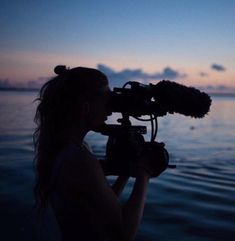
[1,0,235,91]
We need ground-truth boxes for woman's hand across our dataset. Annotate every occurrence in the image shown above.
[134,142,169,178]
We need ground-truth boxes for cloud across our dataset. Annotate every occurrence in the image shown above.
[199,72,208,77]
[0,76,49,89]
[97,64,186,87]
[1,65,187,89]
[0,79,11,88]
[155,67,183,79]
[26,76,49,89]
[197,84,235,94]
[211,64,226,72]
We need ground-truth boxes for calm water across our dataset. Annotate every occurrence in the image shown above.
[0,90,235,241]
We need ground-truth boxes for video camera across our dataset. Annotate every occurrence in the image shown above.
[94,80,212,177]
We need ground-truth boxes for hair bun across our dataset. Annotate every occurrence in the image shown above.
[54,65,68,75]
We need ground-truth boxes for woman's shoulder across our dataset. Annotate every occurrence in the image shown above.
[54,142,106,200]
[57,143,90,169]
[58,142,94,162]
[56,143,100,183]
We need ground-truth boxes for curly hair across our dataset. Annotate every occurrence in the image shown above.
[33,66,108,212]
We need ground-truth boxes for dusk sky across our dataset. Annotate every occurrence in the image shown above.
[1,0,235,91]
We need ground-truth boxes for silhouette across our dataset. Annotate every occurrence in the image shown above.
[33,65,167,241]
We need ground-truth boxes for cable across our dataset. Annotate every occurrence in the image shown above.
[150,114,154,142]
[122,81,132,88]
[152,116,158,141]
[133,116,156,121]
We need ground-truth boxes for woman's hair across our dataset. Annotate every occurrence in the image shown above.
[33,65,108,212]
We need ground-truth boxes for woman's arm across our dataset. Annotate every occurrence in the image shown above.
[122,170,150,241]
[111,176,129,197]
[96,163,151,241]
[100,168,151,241]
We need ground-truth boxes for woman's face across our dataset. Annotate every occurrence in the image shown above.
[86,84,112,128]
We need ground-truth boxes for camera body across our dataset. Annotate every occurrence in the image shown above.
[99,125,169,177]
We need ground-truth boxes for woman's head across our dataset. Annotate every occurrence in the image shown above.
[40,65,110,131]
[33,65,111,211]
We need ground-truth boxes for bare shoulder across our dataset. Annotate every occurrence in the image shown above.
[57,144,110,197]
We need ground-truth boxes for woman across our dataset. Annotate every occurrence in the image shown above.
[34,65,165,241]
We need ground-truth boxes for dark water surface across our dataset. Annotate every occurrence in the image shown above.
[0,91,235,241]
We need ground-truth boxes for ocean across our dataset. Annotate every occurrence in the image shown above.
[0,90,235,241]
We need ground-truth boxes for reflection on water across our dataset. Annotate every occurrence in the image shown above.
[0,91,235,241]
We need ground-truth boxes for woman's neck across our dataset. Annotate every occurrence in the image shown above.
[69,128,88,146]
